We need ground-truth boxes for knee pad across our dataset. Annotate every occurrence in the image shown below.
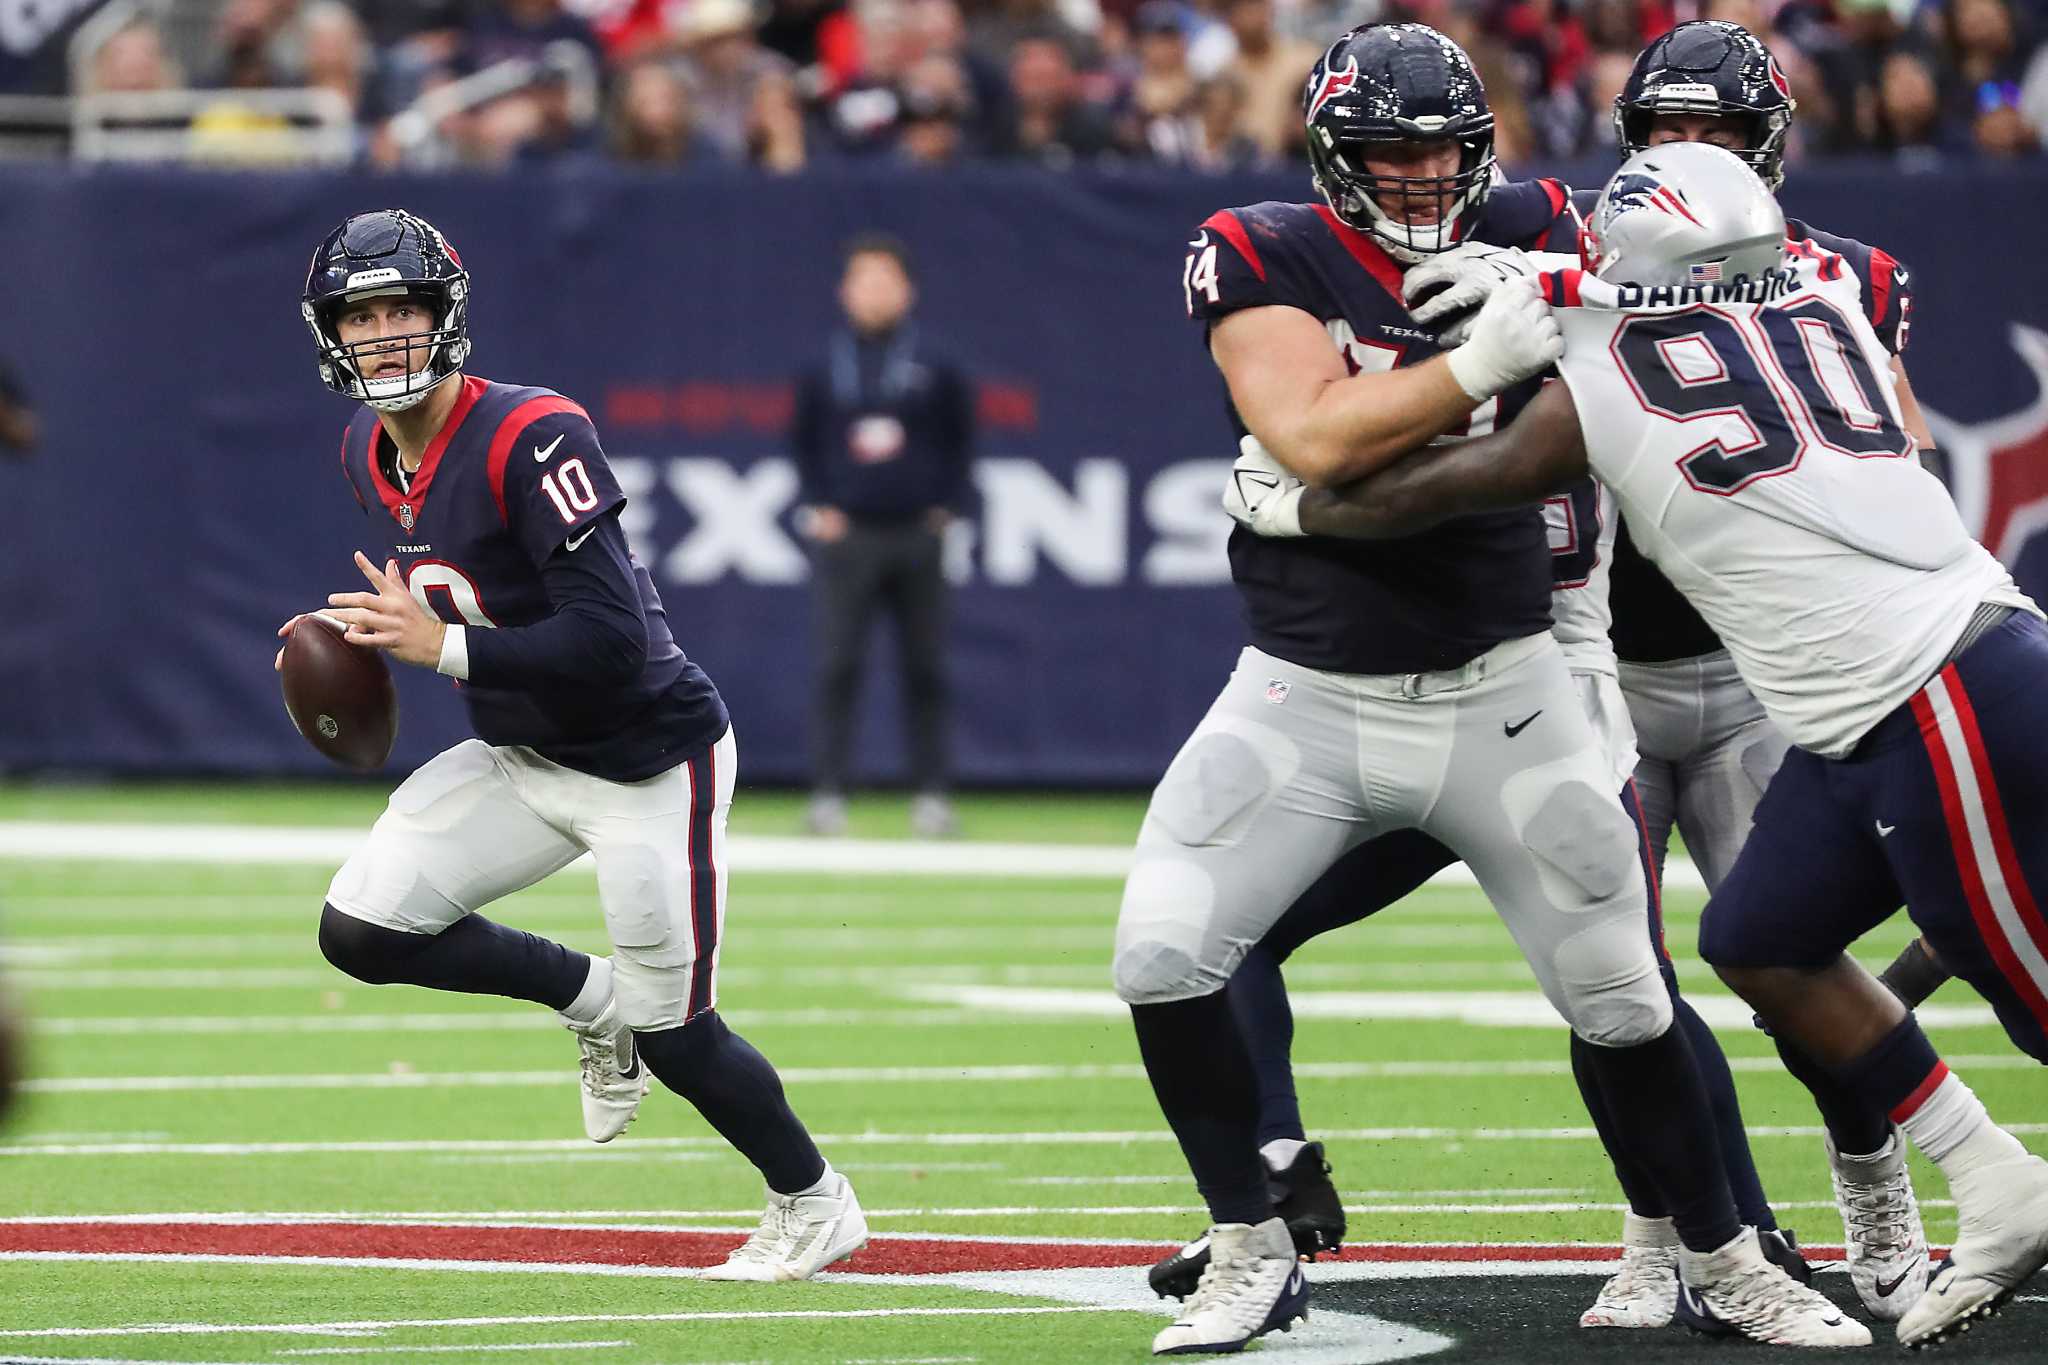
[1551,918,1673,1046]
[1520,780,1639,905]
[318,902,428,985]
[1113,858,1226,1005]
[609,951,695,1031]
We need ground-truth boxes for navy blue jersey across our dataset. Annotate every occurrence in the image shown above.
[1567,193,1920,665]
[1187,179,1579,674]
[340,376,728,781]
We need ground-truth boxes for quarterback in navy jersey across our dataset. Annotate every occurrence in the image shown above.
[287,209,866,1282]
[1111,23,1861,1355]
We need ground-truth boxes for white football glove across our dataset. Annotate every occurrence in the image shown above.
[1221,436,1308,538]
[1444,276,1563,402]
[1406,245,1581,346]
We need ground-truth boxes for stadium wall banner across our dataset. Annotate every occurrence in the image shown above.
[1,164,2044,783]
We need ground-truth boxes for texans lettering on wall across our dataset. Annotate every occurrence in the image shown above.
[1929,325,2048,601]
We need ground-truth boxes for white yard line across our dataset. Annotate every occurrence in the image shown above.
[0,1304,1133,1340]
[278,1343,631,1356]
[8,1125,2043,1159]
[898,984,2003,1030]
[0,820,1709,888]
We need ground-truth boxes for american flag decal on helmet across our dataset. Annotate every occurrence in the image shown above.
[1689,260,1725,284]
[1307,56,1359,123]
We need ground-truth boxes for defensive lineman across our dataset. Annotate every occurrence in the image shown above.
[289,209,866,1281]
[1116,23,1858,1355]
[1236,142,2048,1349]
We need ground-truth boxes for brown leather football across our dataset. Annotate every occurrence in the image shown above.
[280,614,398,771]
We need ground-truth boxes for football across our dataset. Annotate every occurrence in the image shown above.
[279,613,398,771]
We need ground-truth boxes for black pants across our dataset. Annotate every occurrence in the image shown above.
[812,522,949,791]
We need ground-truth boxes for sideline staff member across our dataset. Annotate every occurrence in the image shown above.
[793,235,975,838]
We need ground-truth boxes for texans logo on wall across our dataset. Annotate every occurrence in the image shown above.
[1929,325,2048,604]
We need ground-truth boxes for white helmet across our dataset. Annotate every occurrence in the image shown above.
[1584,141,1786,290]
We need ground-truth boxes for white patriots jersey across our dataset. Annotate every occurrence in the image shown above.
[1546,474,1620,677]
[1549,256,2038,759]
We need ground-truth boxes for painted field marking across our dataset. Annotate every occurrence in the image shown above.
[899,984,2005,1030]
[0,820,1710,888]
[0,1306,1133,1340]
[278,1343,631,1356]
[9,1123,2047,1159]
[29,1009,986,1035]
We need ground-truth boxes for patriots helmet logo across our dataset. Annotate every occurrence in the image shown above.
[1307,56,1359,124]
[1601,171,1705,228]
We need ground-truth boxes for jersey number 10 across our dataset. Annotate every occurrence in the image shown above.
[540,457,601,524]
[1613,295,1914,495]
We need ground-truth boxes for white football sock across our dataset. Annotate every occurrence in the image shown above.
[558,955,614,1025]
[1898,1070,2027,1173]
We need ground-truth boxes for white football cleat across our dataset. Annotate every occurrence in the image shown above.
[1828,1126,1929,1321]
[1897,1152,2048,1349]
[1675,1226,1872,1347]
[700,1170,868,1282]
[1581,1211,1679,1329]
[1151,1217,1308,1355]
[563,994,648,1143]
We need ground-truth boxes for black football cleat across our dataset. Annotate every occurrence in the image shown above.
[1150,1142,1347,1299]
[1759,1226,1814,1284]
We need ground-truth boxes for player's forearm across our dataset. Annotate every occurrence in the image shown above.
[1272,356,1478,489]
[460,524,650,689]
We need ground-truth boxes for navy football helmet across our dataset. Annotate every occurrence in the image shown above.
[1614,21,1796,191]
[1303,23,1496,260]
[302,209,471,412]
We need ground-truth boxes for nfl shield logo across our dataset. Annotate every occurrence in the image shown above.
[1265,679,1291,705]
[398,502,415,531]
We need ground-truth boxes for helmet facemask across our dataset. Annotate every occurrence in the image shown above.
[1614,100,1793,192]
[1310,118,1496,260]
[303,278,471,413]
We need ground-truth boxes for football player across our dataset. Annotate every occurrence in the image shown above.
[1239,139,2048,1351]
[1116,23,1860,1354]
[1393,20,1944,1321]
[285,210,866,1282]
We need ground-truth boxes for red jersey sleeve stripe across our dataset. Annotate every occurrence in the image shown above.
[1202,210,1265,283]
[486,396,590,524]
[1868,246,1898,329]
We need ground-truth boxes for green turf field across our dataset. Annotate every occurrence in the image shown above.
[1,787,2043,1363]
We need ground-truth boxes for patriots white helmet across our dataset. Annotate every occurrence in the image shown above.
[1584,142,1785,290]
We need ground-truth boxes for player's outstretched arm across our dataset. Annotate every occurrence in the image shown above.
[1298,380,1590,540]
[1212,279,1564,489]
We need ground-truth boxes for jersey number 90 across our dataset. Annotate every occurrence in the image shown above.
[1612,296,1913,495]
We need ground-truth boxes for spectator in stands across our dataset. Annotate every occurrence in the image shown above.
[794,235,975,840]
[1189,71,1268,166]
[611,57,714,163]
[968,0,1097,71]
[1120,1,1199,160]
[83,16,182,94]
[678,0,798,160]
[894,54,978,163]
[750,69,810,168]
[1219,0,1317,159]
[0,358,38,458]
[1941,0,2040,149]
[210,0,297,90]
[2020,39,2048,139]
[1876,46,1961,159]
[302,2,379,126]
[999,34,1116,161]
[1972,78,2041,152]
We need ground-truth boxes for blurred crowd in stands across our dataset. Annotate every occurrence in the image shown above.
[15,0,2046,167]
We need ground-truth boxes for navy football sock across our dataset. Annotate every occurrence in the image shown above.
[636,1011,826,1195]
[1578,1024,1743,1254]
[1132,995,1273,1228]
[318,903,587,1009]
[1570,1032,1667,1218]
[1826,1014,1944,1117]
[1673,991,1776,1231]
[1226,946,1307,1148]
[1774,1031,1891,1155]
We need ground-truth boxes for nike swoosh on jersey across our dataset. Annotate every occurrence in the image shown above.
[1876,820,1897,837]
[565,523,598,551]
[534,433,566,463]
[1505,711,1542,738]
